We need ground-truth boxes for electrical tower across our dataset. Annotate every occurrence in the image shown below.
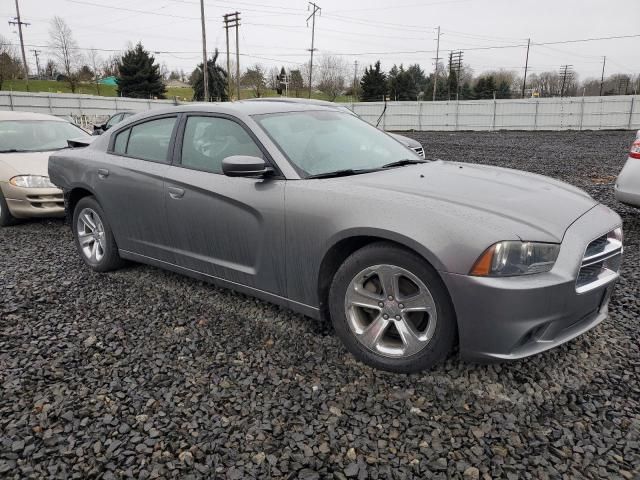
[306,2,321,99]
[559,65,574,97]
[223,12,241,100]
[30,49,40,79]
[8,0,30,88]
[448,51,463,100]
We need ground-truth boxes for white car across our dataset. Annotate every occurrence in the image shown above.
[615,130,640,208]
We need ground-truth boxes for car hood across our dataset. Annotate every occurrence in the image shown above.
[388,132,421,149]
[0,151,52,180]
[337,160,597,242]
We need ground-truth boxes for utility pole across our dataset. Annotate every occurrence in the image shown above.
[306,2,321,99]
[559,64,573,97]
[599,56,606,96]
[449,51,463,100]
[9,0,30,88]
[31,49,41,79]
[199,0,209,101]
[521,38,530,98]
[223,12,241,100]
[432,26,441,101]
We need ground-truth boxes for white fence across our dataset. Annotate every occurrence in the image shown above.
[0,91,179,128]
[1,90,638,131]
[345,95,639,131]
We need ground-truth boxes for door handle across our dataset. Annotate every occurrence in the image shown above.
[97,168,109,178]
[168,186,185,199]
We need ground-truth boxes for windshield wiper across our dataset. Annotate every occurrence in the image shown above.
[307,168,376,179]
[380,158,427,169]
[0,149,28,153]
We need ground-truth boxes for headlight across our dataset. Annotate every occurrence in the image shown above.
[9,175,56,188]
[470,241,560,276]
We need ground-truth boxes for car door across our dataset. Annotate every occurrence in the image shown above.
[164,113,286,295]
[92,114,178,262]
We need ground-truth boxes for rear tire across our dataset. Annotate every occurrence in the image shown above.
[72,196,124,272]
[0,189,18,227]
[329,242,457,373]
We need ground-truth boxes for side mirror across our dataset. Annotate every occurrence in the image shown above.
[222,155,273,178]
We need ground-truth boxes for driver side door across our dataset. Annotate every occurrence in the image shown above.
[164,113,287,296]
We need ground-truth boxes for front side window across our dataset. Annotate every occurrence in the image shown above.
[254,110,419,177]
[113,128,130,154]
[124,117,177,163]
[0,120,88,152]
[181,116,263,174]
[105,114,122,129]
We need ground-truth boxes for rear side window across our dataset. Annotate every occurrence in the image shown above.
[113,129,129,154]
[119,117,177,163]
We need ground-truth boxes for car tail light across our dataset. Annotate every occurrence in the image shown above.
[630,139,640,159]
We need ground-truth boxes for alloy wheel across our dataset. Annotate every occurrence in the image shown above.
[76,208,106,262]
[344,264,438,358]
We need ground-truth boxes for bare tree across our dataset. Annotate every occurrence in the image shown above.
[267,66,280,90]
[317,55,347,101]
[49,16,82,92]
[0,35,23,89]
[89,48,101,95]
[241,64,266,98]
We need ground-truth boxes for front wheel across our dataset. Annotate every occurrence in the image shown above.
[329,242,457,373]
[0,189,18,227]
[72,196,124,272]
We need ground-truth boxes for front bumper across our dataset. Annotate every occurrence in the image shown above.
[442,204,622,361]
[1,182,65,218]
[614,157,640,207]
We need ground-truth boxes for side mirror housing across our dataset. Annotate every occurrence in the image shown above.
[222,155,273,178]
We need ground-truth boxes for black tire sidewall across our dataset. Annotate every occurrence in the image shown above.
[72,196,122,272]
[0,189,18,227]
[329,242,457,373]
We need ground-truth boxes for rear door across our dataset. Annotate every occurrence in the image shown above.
[92,114,179,262]
[163,113,286,295]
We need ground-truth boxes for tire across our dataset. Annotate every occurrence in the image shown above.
[72,196,124,272]
[329,242,457,373]
[0,189,18,227]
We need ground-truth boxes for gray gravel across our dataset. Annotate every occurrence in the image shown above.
[1,130,639,479]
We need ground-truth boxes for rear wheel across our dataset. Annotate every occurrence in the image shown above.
[329,242,456,373]
[0,189,18,227]
[72,196,124,272]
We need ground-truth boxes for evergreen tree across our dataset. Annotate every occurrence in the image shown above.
[406,64,427,97]
[192,49,229,101]
[387,64,400,100]
[117,43,166,99]
[289,69,304,97]
[360,61,387,101]
[395,66,419,100]
[496,79,511,99]
[473,75,497,99]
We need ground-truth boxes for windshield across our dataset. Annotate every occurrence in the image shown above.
[0,120,88,152]
[254,110,419,177]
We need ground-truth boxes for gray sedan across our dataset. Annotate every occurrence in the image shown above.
[49,102,623,373]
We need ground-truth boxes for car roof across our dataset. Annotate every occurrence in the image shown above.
[0,111,68,122]
[123,101,341,122]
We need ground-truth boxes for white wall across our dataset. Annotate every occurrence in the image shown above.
[1,91,638,131]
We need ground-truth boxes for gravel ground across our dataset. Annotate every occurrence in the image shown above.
[1,130,639,479]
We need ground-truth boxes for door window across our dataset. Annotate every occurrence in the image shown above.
[113,128,130,154]
[125,117,177,163]
[181,116,263,174]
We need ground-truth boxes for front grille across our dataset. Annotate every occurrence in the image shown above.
[576,229,623,293]
[412,146,425,158]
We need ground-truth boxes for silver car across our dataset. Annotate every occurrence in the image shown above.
[49,102,623,373]
[0,111,89,226]
[614,130,640,207]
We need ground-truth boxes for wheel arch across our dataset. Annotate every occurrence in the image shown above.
[316,229,450,322]
[66,184,98,218]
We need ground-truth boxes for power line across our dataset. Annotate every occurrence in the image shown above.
[8,0,30,87]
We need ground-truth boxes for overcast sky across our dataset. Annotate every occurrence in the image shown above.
[2,0,639,82]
